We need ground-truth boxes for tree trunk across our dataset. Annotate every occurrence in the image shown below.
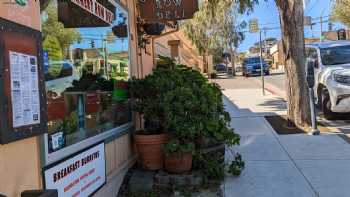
[229,47,236,76]
[202,53,208,74]
[275,0,311,128]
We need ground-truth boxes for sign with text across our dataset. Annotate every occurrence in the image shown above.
[249,19,259,33]
[9,51,41,128]
[44,143,106,197]
[138,0,198,22]
[58,0,115,28]
[0,18,47,144]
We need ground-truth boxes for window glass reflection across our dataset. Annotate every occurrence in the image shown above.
[42,1,131,153]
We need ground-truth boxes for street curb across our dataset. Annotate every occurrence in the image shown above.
[250,77,287,99]
[248,77,347,134]
[264,85,278,96]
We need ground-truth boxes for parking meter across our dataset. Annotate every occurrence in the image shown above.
[306,59,316,88]
[306,58,320,135]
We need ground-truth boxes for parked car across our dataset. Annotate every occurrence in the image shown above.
[215,63,227,72]
[45,61,80,97]
[242,56,270,77]
[306,41,350,119]
[235,65,243,72]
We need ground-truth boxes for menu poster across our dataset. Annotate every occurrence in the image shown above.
[9,51,41,128]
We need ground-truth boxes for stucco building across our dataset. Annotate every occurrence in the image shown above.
[0,0,168,196]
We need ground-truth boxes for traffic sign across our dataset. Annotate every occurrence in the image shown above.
[249,19,259,33]
[106,31,116,43]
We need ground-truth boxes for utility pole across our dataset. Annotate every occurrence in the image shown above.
[264,28,268,57]
[320,16,323,41]
[101,37,108,79]
[259,30,265,96]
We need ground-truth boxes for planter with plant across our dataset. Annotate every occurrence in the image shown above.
[113,80,128,102]
[161,85,200,174]
[164,139,195,174]
[161,57,244,178]
[130,56,244,176]
[129,67,174,170]
[143,23,165,35]
[112,25,128,38]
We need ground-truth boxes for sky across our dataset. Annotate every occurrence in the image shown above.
[237,0,347,52]
[70,0,346,54]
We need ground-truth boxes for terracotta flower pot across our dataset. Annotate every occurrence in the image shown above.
[165,152,193,174]
[134,133,170,170]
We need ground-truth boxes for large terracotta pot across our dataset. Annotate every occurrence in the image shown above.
[165,152,193,174]
[134,133,170,170]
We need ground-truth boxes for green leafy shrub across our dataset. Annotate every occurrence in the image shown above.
[228,153,245,176]
[129,56,242,176]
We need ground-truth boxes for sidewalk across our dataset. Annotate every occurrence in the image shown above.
[250,74,287,99]
[223,88,350,197]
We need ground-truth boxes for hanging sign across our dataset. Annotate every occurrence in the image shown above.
[58,0,116,28]
[138,0,198,22]
[43,143,106,197]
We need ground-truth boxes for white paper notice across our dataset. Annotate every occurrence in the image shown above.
[9,51,40,128]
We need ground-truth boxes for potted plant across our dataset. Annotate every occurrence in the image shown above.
[130,56,242,174]
[164,140,195,174]
[112,24,128,38]
[129,65,174,170]
[157,57,241,176]
[143,23,165,35]
[113,80,128,102]
[162,86,198,173]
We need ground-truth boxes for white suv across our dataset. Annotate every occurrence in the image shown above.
[306,41,350,119]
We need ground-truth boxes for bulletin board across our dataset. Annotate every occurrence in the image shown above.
[0,17,47,144]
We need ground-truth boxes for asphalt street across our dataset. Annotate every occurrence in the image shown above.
[215,72,350,136]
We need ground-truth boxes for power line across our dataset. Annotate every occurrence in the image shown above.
[305,0,318,15]
[79,36,127,41]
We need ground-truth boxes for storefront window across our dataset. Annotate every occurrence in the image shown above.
[41,1,131,153]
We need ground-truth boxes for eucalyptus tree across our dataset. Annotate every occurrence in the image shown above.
[183,0,245,74]
[42,3,81,56]
[332,0,350,27]
[236,0,311,128]
[217,1,246,75]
